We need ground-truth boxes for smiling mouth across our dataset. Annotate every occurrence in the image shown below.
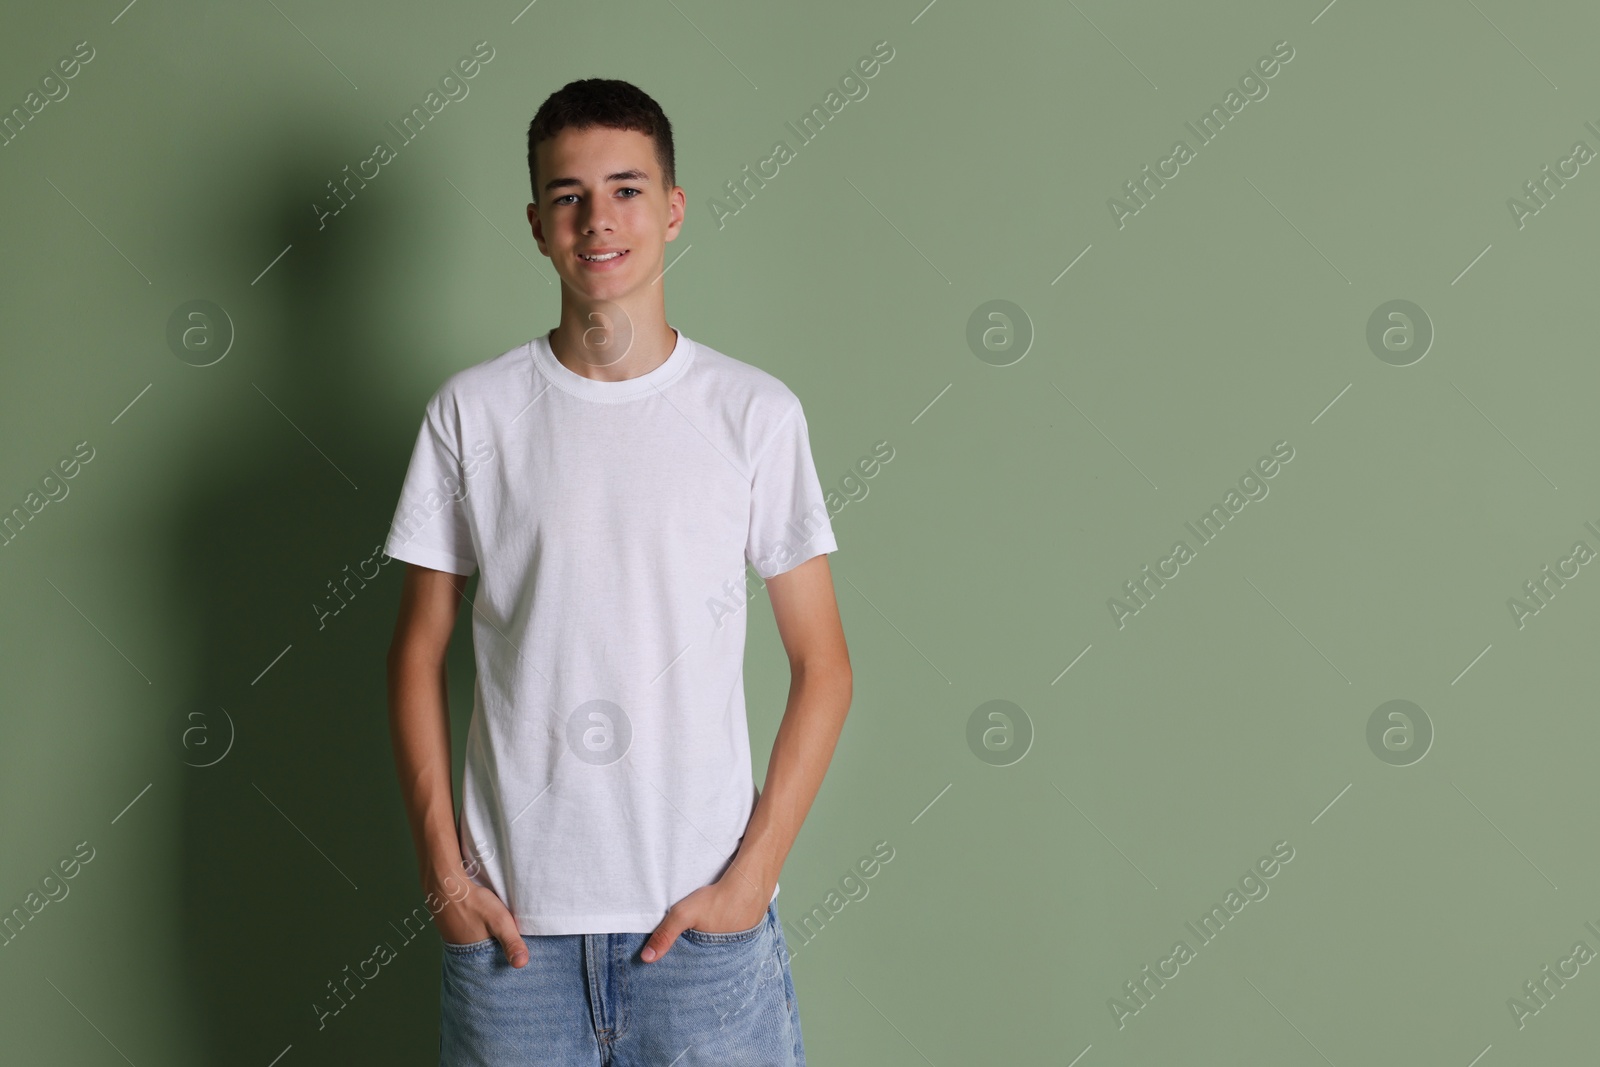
[578,250,628,262]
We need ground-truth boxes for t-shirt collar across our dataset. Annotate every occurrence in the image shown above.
[529,327,695,402]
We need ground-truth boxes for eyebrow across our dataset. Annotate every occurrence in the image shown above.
[543,169,652,195]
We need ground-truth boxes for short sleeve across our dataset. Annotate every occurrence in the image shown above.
[745,400,838,580]
[383,397,479,576]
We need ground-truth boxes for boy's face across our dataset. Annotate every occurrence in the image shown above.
[527,126,684,304]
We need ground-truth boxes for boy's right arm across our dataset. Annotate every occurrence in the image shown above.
[386,562,530,967]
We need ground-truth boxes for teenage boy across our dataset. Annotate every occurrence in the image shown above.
[384,78,852,1066]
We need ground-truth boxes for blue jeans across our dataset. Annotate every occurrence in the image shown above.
[439,899,805,1066]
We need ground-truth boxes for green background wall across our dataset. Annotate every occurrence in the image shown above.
[4,0,1599,1063]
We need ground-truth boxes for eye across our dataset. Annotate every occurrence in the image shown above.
[553,188,639,205]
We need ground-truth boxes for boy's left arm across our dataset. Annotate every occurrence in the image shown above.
[641,553,851,961]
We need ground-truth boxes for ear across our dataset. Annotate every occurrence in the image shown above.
[527,203,550,255]
[664,185,687,242]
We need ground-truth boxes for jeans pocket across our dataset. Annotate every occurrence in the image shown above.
[442,936,496,956]
[681,902,771,944]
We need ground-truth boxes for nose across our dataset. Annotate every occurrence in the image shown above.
[581,198,616,236]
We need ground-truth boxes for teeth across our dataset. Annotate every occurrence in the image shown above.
[580,251,624,261]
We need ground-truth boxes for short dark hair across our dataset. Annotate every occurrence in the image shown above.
[526,79,675,204]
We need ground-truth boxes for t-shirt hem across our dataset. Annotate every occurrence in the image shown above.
[383,538,477,576]
[512,884,780,936]
[754,533,839,580]
[514,913,670,936]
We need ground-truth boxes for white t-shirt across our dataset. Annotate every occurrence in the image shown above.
[383,328,838,935]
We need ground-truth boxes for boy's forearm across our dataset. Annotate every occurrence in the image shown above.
[729,656,853,892]
[387,652,464,882]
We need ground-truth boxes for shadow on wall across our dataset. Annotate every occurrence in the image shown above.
[165,128,479,1065]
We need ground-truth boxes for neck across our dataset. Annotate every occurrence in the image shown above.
[549,295,675,383]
